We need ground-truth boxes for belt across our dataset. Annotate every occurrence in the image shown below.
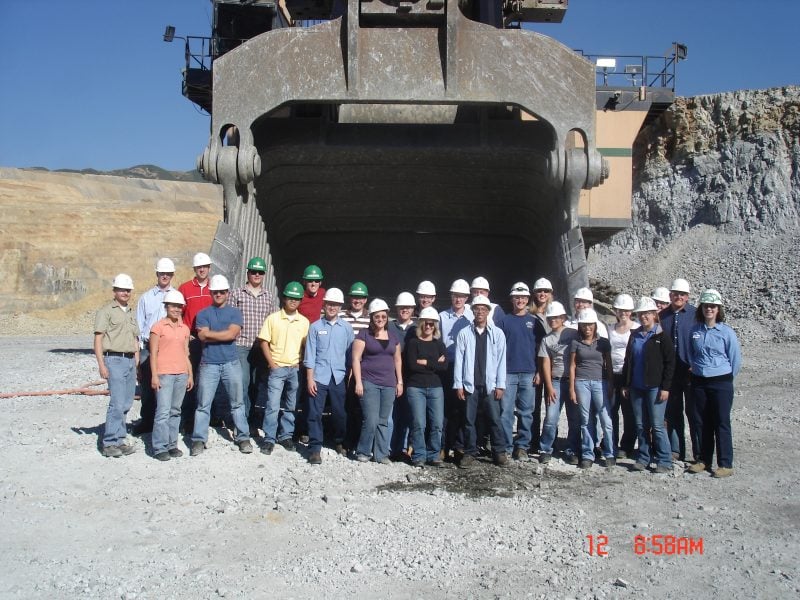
[104,351,135,358]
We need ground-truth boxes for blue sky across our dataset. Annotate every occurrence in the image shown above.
[1,0,797,172]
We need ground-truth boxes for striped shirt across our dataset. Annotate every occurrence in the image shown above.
[339,309,370,336]
[229,285,276,348]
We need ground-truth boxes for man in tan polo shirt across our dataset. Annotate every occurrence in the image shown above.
[94,273,141,458]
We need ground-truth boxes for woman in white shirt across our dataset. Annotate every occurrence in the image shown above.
[608,294,639,459]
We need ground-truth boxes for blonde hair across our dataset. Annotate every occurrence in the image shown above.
[415,319,441,340]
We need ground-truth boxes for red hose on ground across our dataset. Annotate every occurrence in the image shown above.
[0,380,141,399]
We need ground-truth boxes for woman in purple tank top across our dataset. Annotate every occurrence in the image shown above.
[351,299,403,463]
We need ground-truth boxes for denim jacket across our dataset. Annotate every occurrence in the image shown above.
[453,322,507,393]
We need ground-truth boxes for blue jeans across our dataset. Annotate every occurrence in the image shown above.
[692,375,734,468]
[667,364,694,460]
[192,360,250,443]
[356,380,395,460]
[630,387,671,467]
[152,373,188,454]
[504,372,535,452]
[137,347,155,428]
[307,376,347,453]
[389,392,411,456]
[539,377,581,456]
[575,379,614,460]
[262,366,299,444]
[463,388,504,457]
[406,386,444,463]
[237,343,266,422]
[103,355,136,447]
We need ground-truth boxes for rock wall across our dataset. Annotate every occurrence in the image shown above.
[589,86,800,342]
[0,168,221,334]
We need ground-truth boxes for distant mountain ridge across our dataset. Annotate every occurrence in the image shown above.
[25,164,204,183]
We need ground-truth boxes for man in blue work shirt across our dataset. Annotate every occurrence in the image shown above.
[454,295,507,468]
[659,277,697,462]
[133,257,176,435]
[303,287,354,465]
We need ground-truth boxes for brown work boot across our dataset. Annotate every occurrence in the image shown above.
[494,452,509,467]
[687,461,707,474]
[511,447,528,461]
[308,452,322,465]
[459,453,475,469]
[712,467,734,478]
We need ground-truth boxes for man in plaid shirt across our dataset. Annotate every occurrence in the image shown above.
[229,256,276,433]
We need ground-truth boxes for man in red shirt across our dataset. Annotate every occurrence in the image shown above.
[296,264,326,441]
[298,264,326,324]
[177,252,213,432]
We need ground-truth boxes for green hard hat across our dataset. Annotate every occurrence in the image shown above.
[247,256,267,271]
[349,282,369,297]
[303,264,323,280]
[283,281,304,299]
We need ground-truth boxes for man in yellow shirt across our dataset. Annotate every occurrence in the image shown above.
[258,281,310,454]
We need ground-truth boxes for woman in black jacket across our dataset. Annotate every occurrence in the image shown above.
[622,297,676,473]
[404,307,449,467]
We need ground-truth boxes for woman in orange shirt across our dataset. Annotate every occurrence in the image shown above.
[149,290,193,461]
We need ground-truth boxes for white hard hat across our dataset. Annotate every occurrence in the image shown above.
[576,308,598,324]
[155,257,175,273]
[208,274,230,291]
[471,295,491,308]
[163,290,186,305]
[418,307,439,321]
[323,287,345,304]
[574,287,594,302]
[670,278,691,293]
[651,287,671,304]
[449,279,470,295]
[509,282,530,296]
[416,280,436,296]
[395,292,416,307]
[193,252,212,267]
[368,298,390,314]
[632,296,658,313]
[112,273,134,290]
[533,278,553,291]
[612,294,635,311]
[545,301,567,318]
[470,276,490,291]
[699,289,723,306]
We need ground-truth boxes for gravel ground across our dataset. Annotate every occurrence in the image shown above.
[1,335,798,599]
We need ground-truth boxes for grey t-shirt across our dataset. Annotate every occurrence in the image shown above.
[569,337,611,380]
[538,328,578,379]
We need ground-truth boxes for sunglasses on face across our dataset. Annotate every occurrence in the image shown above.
[248,270,265,275]
[212,290,228,295]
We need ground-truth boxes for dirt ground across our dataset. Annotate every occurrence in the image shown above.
[1,334,798,599]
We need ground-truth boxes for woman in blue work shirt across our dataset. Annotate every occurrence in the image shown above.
[687,289,742,478]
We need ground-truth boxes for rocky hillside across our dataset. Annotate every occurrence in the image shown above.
[589,86,800,342]
[0,168,221,335]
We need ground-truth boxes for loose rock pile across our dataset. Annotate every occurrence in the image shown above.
[589,86,800,342]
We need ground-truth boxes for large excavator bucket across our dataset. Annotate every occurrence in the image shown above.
[196,0,607,301]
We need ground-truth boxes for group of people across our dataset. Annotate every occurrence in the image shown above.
[94,258,741,477]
